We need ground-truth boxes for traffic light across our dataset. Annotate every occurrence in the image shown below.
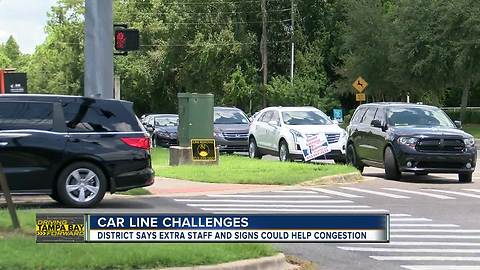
[114,28,139,52]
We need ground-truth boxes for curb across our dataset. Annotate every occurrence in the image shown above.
[299,172,363,186]
[155,253,288,270]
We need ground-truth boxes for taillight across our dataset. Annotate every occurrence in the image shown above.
[120,137,151,150]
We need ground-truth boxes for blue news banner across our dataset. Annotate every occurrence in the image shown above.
[85,214,389,243]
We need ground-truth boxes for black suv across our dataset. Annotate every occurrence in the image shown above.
[0,94,154,207]
[346,103,477,182]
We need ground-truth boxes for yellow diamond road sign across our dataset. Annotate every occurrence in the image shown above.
[352,76,368,93]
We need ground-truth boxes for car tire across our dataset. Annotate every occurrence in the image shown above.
[248,138,263,159]
[56,162,107,208]
[384,146,401,180]
[459,173,473,183]
[346,144,364,173]
[279,140,293,162]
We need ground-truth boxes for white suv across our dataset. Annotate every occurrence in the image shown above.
[248,107,347,162]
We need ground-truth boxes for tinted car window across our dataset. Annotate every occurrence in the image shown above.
[0,101,53,131]
[63,100,141,132]
[351,108,367,124]
[270,111,280,125]
[361,107,377,124]
[387,106,455,128]
[214,109,249,124]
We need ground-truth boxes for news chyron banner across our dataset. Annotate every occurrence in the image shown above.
[37,214,389,243]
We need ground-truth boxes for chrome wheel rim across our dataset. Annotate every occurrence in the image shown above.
[65,168,100,203]
[280,144,287,161]
[249,141,256,158]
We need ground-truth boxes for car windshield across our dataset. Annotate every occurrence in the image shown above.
[214,110,249,124]
[282,110,331,125]
[387,107,455,128]
[154,116,178,127]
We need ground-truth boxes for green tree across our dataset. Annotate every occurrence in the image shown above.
[4,36,20,63]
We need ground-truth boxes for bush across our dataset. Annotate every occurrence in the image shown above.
[444,109,480,124]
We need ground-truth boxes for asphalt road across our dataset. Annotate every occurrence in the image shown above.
[9,152,480,270]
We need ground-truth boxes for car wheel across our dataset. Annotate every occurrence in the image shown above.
[459,173,473,183]
[384,146,401,180]
[346,144,364,173]
[279,140,292,162]
[56,162,107,208]
[248,138,262,159]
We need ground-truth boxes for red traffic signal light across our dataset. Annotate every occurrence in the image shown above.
[114,29,139,51]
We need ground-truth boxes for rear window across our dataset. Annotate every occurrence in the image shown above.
[62,99,141,132]
[0,101,53,131]
[214,109,249,124]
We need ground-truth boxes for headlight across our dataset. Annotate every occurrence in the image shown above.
[397,137,418,147]
[464,138,475,148]
[214,131,223,138]
[289,129,304,143]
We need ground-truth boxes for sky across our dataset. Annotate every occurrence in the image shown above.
[0,0,57,54]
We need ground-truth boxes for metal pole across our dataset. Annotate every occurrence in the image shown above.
[84,0,113,99]
[0,163,20,229]
[290,0,294,83]
[114,75,121,100]
[260,0,268,107]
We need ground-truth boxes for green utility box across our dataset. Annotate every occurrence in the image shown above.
[177,93,214,147]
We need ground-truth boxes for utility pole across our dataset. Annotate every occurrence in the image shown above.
[260,0,268,107]
[290,0,294,83]
[84,0,113,99]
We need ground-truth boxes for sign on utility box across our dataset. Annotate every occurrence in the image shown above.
[0,70,27,94]
[170,93,218,166]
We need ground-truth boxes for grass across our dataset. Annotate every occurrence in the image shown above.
[463,124,480,138]
[152,148,357,185]
[118,188,152,196]
[0,210,276,270]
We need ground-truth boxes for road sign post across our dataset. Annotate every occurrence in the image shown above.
[0,163,20,229]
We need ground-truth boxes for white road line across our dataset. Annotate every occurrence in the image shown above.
[391,218,432,222]
[463,189,480,193]
[391,229,480,233]
[174,199,353,204]
[200,208,387,213]
[271,190,318,194]
[309,188,364,198]
[353,242,480,246]
[371,256,480,261]
[391,235,480,239]
[425,189,480,199]
[338,247,480,253]
[340,187,410,198]
[391,214,412,217]
[383,188,456,199]
[206,194,331,198]
[390,224,459,228]
[401,265,480,270]
[187,204,371,208]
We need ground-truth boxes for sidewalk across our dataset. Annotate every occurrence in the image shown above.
[146,177,288,197]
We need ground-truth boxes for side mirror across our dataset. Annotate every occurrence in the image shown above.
[146,126,154,132]
[454,120,462,129]
[268,120,279,127]
[371,119,384,129]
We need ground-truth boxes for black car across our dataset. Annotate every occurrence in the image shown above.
[346,103,477,182]
[144,114,178,147]
[0,94,154,207]
[214,107,250,153]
